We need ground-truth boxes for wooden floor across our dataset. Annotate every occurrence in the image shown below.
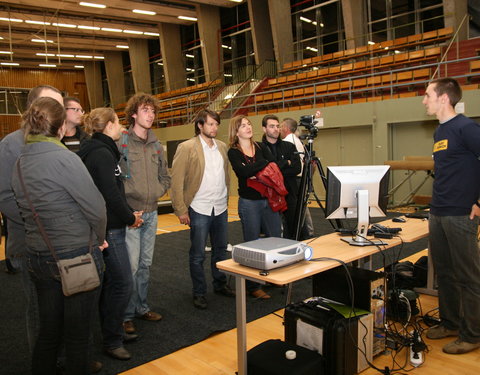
[120,249,480,375]
[2,201,479,374]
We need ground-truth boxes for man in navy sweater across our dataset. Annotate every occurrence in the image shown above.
[422,77,480,354]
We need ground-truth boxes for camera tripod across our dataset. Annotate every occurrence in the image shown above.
[292,137,340,240]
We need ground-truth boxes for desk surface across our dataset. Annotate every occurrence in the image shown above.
[217,217,428,286]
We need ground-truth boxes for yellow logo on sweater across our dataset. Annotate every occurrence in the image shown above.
[433,139,448,152]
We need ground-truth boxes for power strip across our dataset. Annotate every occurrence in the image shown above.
[410,344,423,367]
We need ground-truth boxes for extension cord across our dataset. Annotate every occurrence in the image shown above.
[409,344,423,367]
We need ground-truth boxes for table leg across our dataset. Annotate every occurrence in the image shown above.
[236,275,247,375]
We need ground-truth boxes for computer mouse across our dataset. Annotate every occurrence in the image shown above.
[392,217,406,223]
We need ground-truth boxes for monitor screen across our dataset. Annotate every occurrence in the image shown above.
[325,165,390,246]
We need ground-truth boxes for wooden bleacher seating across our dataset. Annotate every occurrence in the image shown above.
[279,27,453,75]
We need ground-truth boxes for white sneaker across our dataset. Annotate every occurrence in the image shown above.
[205,246,211,252]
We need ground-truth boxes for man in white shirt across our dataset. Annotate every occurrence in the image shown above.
[280,117,314,239]
[170,109,234,309]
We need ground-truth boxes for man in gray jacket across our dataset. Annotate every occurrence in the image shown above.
[119,93,171,334]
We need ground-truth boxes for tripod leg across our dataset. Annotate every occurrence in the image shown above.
[311,158,341,230]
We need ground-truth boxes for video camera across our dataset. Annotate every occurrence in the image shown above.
[299,114,320,139]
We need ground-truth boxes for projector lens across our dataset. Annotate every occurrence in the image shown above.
[304,246,313,260]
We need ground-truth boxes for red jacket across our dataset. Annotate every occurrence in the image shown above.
[247,162,288,212]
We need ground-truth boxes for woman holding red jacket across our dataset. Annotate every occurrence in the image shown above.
[227,115,282,299]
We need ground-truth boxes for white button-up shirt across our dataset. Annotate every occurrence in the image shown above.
[190,136,228,216]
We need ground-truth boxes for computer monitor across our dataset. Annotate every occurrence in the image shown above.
[325,165,390,246]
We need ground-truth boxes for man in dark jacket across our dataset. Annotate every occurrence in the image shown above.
[261,114,301,239]
[61,97,89,152]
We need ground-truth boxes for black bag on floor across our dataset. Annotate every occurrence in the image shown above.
[247,339,324,375]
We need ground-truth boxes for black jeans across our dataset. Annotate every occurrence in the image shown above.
[26,246,104,375]
[429,214,480,343]
[100,228,133,349]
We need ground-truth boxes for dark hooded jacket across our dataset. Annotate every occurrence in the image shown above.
[77,132,135,230]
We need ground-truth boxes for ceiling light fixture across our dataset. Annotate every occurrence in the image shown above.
[300,16,312,23]
[26,20,51,26]
[32,39,54,43]
[39,63,56,67]
[178,16,197,21]
[230,0,243,3]
[116,45,129,49]
[133,9,156,16]
[368,41,375,45]
[0,62,19,66]
[101,27,122,32]
[57,54,75,58]
[123,30,143,34]
[186,53,194,58]
[76,54,93,58]
[0,51,13,54]
[36,53,55,56]
[0,17,23,23]
[74,65,84,68]
[52,23,77,28]
[78,25,100,30]
[79,2,106,9]
[93,56,104,59]
[144,32,160,36]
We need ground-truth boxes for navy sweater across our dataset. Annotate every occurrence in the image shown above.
[431,114,480,216]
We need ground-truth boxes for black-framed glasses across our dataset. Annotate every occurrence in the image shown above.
[66,107,85,114]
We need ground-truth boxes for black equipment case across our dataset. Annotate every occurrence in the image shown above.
[284,302,363,375]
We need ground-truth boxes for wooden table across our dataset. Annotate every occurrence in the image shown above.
[217,217,429,375]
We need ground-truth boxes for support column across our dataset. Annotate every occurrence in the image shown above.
[104,51,126,108]
[267,0,294,71]
[128,39,152,93]
[247,0,274,66]
[342,0,367,49]
[159,23,186,91]
[443,0,468,41]
[84,61,104,109]
[197,4,222,82]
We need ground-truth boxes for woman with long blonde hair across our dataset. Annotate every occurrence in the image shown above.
[227,115,281,299]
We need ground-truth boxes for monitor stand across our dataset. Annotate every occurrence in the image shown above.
[341,190,388,247]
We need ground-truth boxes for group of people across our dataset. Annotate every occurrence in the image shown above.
[1,76,479,374]
[0,86,170,373]
[170,110,314,306]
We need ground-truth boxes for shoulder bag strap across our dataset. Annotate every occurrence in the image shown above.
[16,158,93,260]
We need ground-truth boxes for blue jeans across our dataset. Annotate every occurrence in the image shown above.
[188,207,228,296]
[100,228,133,349]
[26,246,104,375]
[7,219,39,355]
[429,214,480,343]
[124,210,158,319]
[237,198,281,291]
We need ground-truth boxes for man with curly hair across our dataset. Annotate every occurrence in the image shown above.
[119,93,171,335]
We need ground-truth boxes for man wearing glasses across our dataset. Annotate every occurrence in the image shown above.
[62,97,89,152]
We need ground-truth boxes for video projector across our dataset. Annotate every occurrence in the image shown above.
[232,237,313,271]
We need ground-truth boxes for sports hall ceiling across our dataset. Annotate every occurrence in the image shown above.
[0,0,241,69]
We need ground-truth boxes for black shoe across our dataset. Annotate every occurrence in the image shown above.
[123,333,139,343]
[105,346,131,360]
[214,285,235,297]
[193,295,207,309]
[89,361,102,374]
